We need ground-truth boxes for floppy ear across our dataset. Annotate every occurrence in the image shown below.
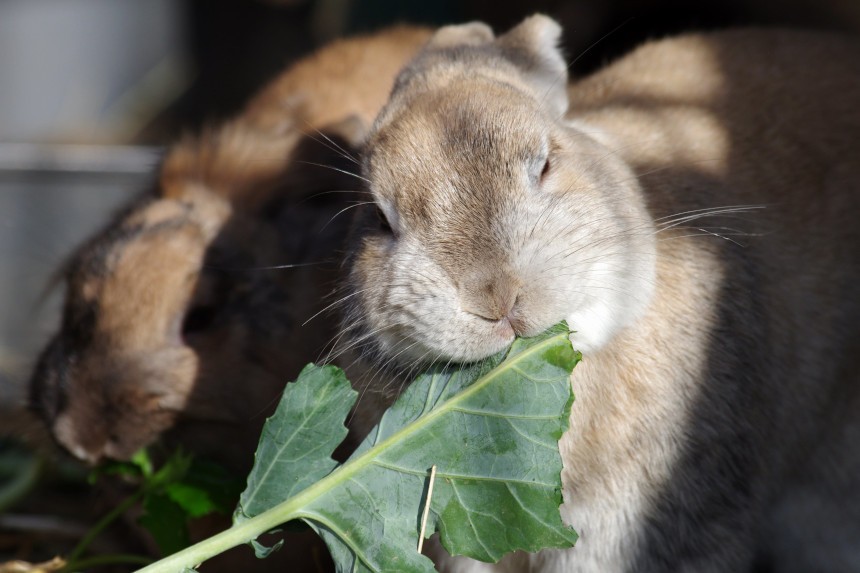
[427,21,495,49]
[496,14,568,116]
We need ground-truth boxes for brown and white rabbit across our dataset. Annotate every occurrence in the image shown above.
[343,16,860,573]
[28,25,432,471]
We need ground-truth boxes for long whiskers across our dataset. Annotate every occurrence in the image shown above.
[296,160,370,184]
[298,122,360,166]
[320,201,376,232]
[304,287,373,328]
[655,205,766,228]
[201,260,331,272]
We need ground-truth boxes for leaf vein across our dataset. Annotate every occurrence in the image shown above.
[370,460,555,488]
[450,482,498,560]
[505,419,558,451]
[449,407,560,420]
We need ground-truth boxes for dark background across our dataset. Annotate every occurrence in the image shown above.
[172,0,860,134]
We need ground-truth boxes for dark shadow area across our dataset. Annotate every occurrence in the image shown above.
[568,32,860,572]
[164,0,860,137]
[154,128,365,571]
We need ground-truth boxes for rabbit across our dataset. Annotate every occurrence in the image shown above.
[24,23,432,573]
[341,15,860,573]
[28,24,432,471]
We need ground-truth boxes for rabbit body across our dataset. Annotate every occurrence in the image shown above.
[345,17,860,572]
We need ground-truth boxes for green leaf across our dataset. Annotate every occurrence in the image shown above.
[139,492,191,556]
[182,458,245,515]
[135,323,579,573]
[132,449,155,478]
[251,537,284,558]
[241,323,579,571]
[234,364,357,525]
[135,450,241,555]
[165,483,218,518]
[149,450,192,489]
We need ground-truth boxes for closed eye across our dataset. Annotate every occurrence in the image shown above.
[376,205,394,235]
[540,157,550,183]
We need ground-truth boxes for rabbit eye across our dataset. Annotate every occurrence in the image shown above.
[182,304,219,335]
[540,157,550,183]
[376,205,393,234]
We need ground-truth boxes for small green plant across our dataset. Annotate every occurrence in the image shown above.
[137,322,580,572]
[59,450,241,572]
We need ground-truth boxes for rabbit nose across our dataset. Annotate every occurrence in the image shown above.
[460,273,521,324]
[53,413,108,464]
[65,441,104,465]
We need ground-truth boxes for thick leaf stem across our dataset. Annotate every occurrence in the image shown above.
[136,410,422,573]
[133,484,313,572]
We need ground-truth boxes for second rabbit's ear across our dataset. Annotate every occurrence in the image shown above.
[497,14,568,116]
[427,21,495,49]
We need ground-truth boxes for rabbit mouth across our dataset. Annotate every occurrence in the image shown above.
[363,311,518,367]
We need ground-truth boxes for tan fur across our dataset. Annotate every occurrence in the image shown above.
[247,25,431,129]
[30,25,431,466]
[345,17,860,572]
[161,25,432,210]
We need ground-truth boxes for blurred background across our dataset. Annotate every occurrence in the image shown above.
[4,0,860,399]
[1,0,859,568]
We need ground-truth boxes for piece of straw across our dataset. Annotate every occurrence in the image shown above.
[417,465,438,552]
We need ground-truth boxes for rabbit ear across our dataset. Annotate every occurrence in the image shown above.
[427,21,495,49]
[496,14,568,116]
